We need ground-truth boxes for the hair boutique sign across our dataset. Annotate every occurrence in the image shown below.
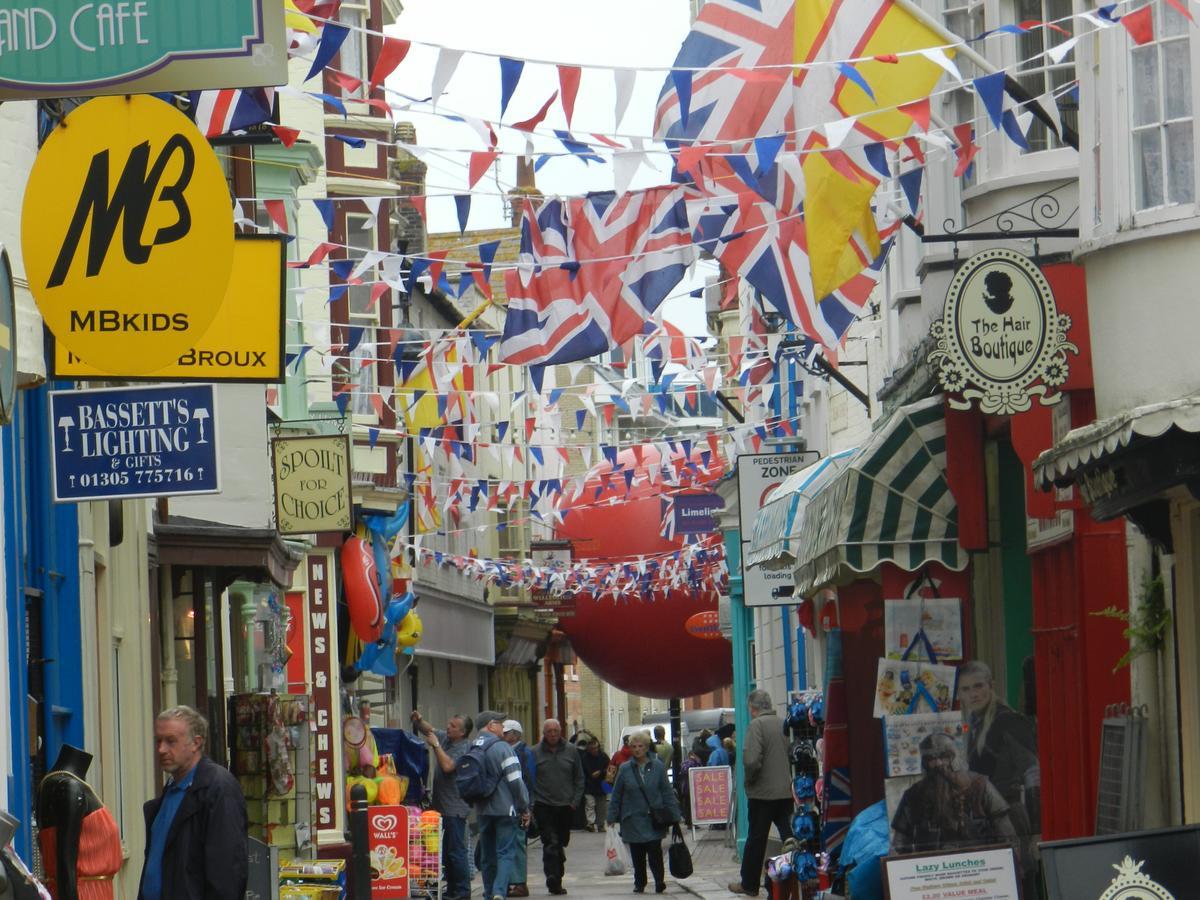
[929,249,1077,415]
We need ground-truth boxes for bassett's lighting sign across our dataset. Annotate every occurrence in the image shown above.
[929,248,1077,415]
[272,434,352,536]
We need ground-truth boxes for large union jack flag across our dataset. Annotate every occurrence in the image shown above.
[499,186,696,367]
[653,0,794,146]
[188,88,276,138]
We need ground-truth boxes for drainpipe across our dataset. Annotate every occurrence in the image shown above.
[724,532,752,856]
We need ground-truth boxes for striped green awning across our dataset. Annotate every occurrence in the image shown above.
[746,448,858,570]
[793,396,966,595]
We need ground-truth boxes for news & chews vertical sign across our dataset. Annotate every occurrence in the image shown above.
[307,552,338,832]
[49,383,219,502]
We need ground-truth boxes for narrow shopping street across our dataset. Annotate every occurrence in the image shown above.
[4,1,1200,899]
[468,828,742,900]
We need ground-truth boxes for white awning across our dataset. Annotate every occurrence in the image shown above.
[793,396,967,595]
[745,448,858,570]
[1034,395,1200,488]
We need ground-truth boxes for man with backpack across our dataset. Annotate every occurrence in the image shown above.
[460,710,530,900]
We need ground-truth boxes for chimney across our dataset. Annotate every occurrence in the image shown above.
[507,156,542,227]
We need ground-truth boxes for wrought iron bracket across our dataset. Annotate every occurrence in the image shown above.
[920,180,1080,259]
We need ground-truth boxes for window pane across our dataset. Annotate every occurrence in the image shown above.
[1163,39,1193,120]
[1166,121,1195,203]
[351,332,377,415]
[1135,129,1166,209]
[1162,0,1190,37]
[339,8,366,80]
[1131,47,1161,128]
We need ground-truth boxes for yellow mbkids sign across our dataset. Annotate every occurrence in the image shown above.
[22,95,234,374]
[272,435,353,536]
[52,235,285,383]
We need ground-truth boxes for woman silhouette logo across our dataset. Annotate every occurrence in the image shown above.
[982,270,1015,315]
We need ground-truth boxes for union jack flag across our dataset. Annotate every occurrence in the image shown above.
[653,0,795,146]
[499,186,696,367]
[188,87,276,138]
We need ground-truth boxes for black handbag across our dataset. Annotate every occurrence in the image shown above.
[668,824,693,879]
[633,763,677,828]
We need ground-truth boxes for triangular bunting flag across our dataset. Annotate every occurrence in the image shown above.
[499,56,525,118]
[306,22,349,81]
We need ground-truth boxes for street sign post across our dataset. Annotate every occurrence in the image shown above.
[0,0,286,100]
[50,383,220,502]
[736,451,819,607]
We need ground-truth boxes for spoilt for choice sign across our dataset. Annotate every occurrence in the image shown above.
[50,383,219,502]
[272,435,352,536]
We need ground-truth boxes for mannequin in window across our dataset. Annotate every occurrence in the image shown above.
[1,809,50,900]
[36,745,122,900]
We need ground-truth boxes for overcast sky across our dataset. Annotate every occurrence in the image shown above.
[384,0,715,335]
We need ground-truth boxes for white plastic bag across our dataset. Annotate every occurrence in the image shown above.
[604,824,629,876]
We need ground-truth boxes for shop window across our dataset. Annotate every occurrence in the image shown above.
[1130,0,1194,210]
[1014,0,1078,152]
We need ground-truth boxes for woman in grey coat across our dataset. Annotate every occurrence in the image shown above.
[607,730,682,894]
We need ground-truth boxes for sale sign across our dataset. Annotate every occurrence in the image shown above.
[368,806,410,898]
[688,766,732,826]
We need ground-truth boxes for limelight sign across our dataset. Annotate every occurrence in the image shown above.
[0,0,286,99]
[929,249,1077,415]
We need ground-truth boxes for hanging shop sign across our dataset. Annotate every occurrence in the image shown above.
[929,248,1077,415]
[0,0,286,100]
[882,847,1020,900]
[51,234,286,382]
[49,383,219,503]
[0,246,16,425]
[272,435,353,536]
[22,95,235,374]
[671,492,725,535]
[307,552,340,833]
[736,451,818,607]
[367,806,411,899]
[688,766,732,827]
[530,540,574,616]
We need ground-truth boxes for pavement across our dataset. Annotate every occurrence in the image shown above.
[465,825,749,900]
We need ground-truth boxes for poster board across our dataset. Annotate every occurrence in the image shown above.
[884,597,963,661]
[367,805,411,899]
[883,712,968,778]
[873,660,958,718]
[882,847,1020,900]
[688,765,733,826]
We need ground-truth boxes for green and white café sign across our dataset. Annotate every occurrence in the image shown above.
[0,0,285,100]
[929,248,1078,415]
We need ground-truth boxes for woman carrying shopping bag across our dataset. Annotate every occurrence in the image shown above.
[607,731,682,894]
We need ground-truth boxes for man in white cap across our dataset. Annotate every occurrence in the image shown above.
[473,711,531,900]
[503,720,537,898]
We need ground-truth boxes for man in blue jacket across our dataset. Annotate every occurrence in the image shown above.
[139,705,247,900]
[473,711,531,900]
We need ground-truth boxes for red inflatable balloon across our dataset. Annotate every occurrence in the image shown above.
[554,448,731,699]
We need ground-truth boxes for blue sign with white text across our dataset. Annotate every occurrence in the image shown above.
[50,384,220,503]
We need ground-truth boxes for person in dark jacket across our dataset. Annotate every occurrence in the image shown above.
[580,735,611,832]
[530,719,585,896]
[607,730,681,894]
[139,705,247,900]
